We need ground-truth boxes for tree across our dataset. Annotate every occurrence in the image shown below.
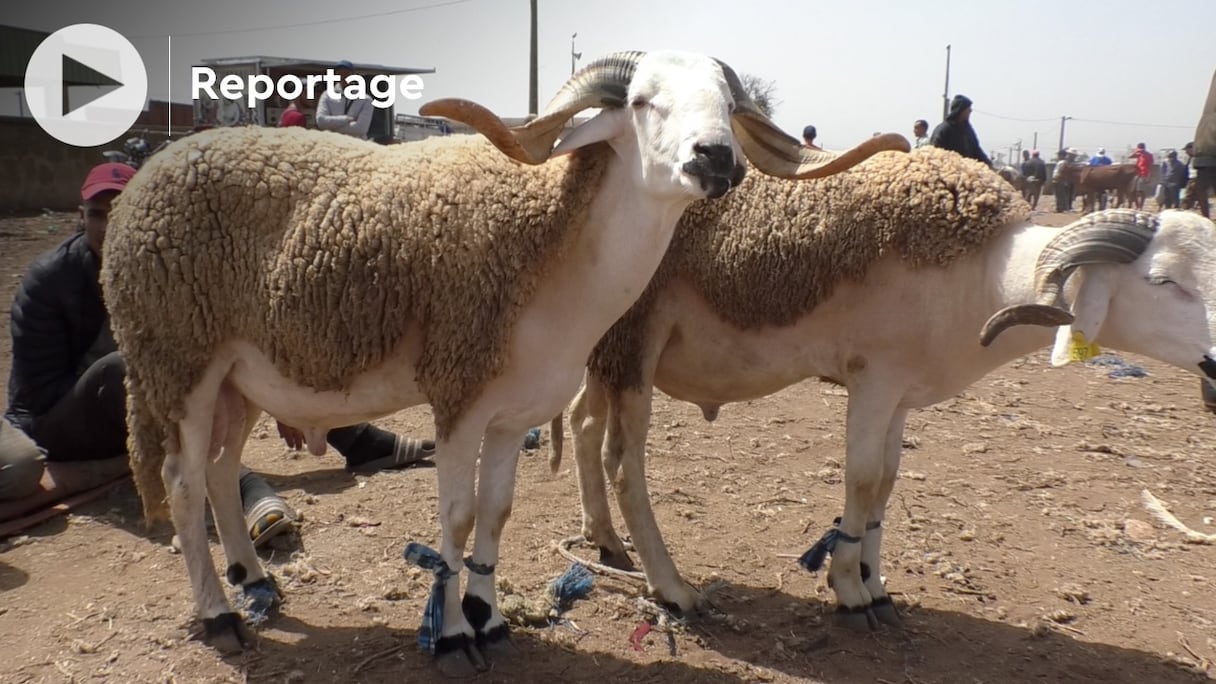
[739,73,780,118]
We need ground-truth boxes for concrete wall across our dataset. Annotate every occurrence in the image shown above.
[0,117,170,213]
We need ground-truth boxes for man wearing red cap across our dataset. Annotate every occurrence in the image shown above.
[0,163,315,545]
[2,162,438,540]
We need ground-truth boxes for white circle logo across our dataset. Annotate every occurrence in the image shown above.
[24,24,148,147]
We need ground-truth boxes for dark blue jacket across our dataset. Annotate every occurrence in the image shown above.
[5,232,107,433]
[930,95,992,168]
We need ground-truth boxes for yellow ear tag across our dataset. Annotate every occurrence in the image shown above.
[1068,331,1101,362]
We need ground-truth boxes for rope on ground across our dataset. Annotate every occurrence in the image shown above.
[1141,489,1216,544]
[555,535,647,582]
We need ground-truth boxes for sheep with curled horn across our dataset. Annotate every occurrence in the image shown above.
[101,49,905,672]
[549,144,1216,629]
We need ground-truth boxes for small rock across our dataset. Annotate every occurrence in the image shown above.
[958,530,976,542]
[1123,519,1156,542]
[962,442,988,455]
[285,670,306,684]
[1055,584,1091,605]
[345,515,380,528]
[1044,608,1076,624]
[383,587,409,601]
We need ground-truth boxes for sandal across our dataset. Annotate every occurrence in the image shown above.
[346,436,435,473]
[240,471,297,549]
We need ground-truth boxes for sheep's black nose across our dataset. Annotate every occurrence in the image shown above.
[692,143,735,175]
[683,143,739,198]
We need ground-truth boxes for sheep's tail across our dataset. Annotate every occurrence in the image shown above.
[547,412,564,475]
[1141,489,1216,544]
[126,383,171,525]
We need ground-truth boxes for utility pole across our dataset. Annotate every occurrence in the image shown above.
[1057,116,1072,155]
[571,32,581,75]
[1032,131,1038,150]
[528,0,538,118]
[941,44,951,121]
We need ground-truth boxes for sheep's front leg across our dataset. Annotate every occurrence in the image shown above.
[416,426,481,673]
[205,391,278,625]
[570,378,635,570]
[165,400,251,652]
[860,408,907,627]
[606,385,702,613]
[462,426,525,655]
[806,381,899,631]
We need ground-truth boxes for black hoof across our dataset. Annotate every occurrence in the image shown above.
[436,634,488,676]
[241,576,283,626]
[478,622,511,646]
[203,612,255,653]
[871,596,903,628]
[599,546,637,572]
[479,623,519,661]
[833,604,879,632]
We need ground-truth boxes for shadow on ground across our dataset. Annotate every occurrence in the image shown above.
[682,580,1207,684]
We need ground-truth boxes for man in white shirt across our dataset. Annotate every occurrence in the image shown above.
[912,119,929,148]
[316,60,373,139]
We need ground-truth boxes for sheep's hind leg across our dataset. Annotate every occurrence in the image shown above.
[606,384,702,613]
[205,389,280,626]
[165,394,252,653]
[462,425,525,661]
[861,408,907,628]
[824,381,900,632]
[570,378,635,570]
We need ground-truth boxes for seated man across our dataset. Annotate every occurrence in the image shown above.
[1,163,434,544]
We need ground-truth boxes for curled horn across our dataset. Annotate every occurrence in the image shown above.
[979,209,1160,346]
[419,51,645,164]
[715,60,911,179]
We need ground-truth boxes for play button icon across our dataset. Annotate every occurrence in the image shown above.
[60,55,124,116]
[24,24,148,147]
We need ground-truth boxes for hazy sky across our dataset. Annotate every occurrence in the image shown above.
[7,0,1215,162]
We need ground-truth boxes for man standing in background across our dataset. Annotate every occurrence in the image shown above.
[930,95,992,167]
[1129,142,1155,209]
[912,119,929,149]
[316,60,374,139]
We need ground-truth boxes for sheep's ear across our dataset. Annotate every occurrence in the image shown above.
[551,109,628,156]
[1050,268,1114,367]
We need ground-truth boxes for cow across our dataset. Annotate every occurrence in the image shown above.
[1056,163,1139,213]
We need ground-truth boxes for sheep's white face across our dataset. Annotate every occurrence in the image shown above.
[620,51,746,200]
[1095,211,1216,385]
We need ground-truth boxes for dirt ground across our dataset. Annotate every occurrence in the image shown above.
[1,203,1214,684]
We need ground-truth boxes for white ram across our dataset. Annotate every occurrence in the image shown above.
[556,151,1216,629]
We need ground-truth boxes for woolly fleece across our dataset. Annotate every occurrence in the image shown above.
[102,127,611,520]
[589,146,1031,390]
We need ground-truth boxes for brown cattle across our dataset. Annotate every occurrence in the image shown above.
[1057,163,1138,212]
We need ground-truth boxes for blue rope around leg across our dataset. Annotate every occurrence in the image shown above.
[798,517,865,573]
[403,542,458,653]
